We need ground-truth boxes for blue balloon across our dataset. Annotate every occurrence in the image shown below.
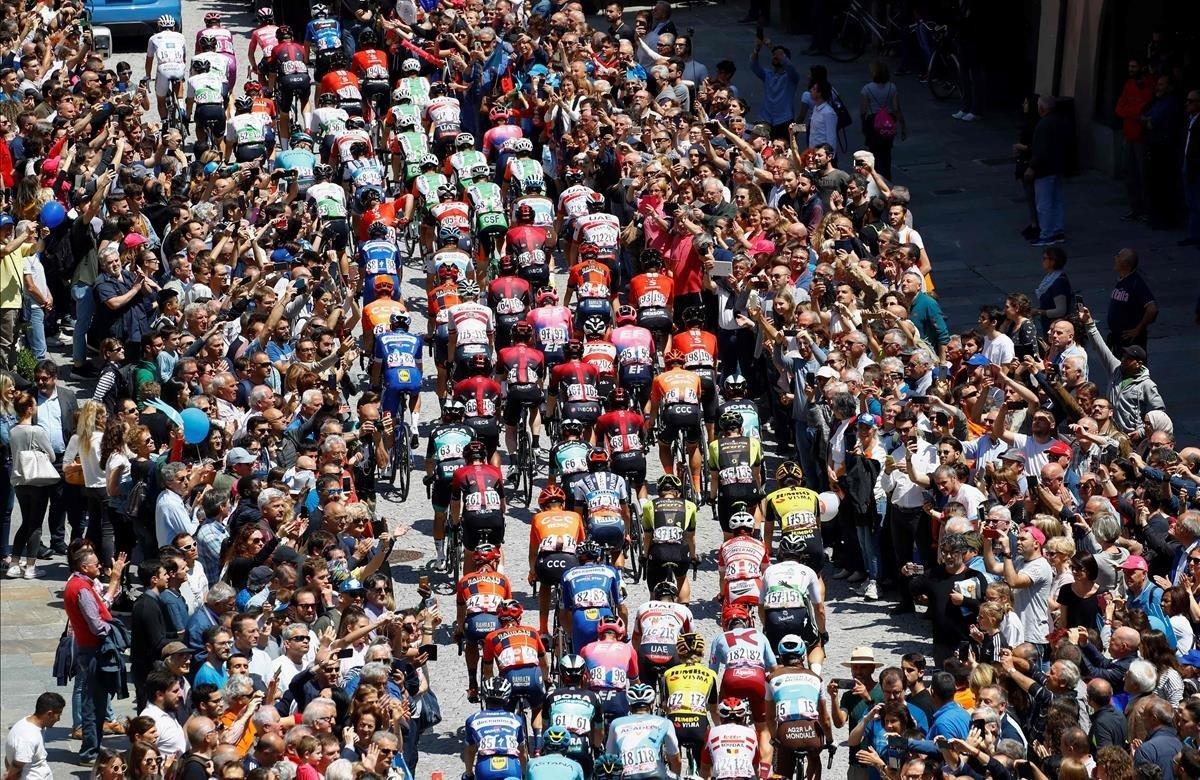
[39,200,66,229]
[180,407,211,444]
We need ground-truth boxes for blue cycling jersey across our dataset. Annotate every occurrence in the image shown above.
[375,330,423,392]
[525,754,585,780]
[305,18,342,50]
[466,708,526,758]
[561,562,622,613]
[359,238,400,276]
[274,148,316,187]
[768,668,823,722]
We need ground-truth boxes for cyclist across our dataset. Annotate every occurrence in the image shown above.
[650,348,704,497]
[481,599,549,744]
[565,243,616,330]
[453,354,503,469]
[560,539,625,652]
[662,632,717,773]
[571,450,630,568]
[243,80,276,119]
[556,167,596,236]
[629,250,675,351]
[317,53,363,117]
[488,253,532,350]
[430,224,474,285]
[449,132,488,183]
[268,25,311,143]
[503,137,544,199]
[708,411,764,535]
[604,684,682,779]
[356,187,414,244]
[506,202,553,291]
[394,58,430,108]
[761,536,826,673]
[425,81,463,155]
[464,164,509,271]
[247,7,278,78]
[305,162,350,249]
[526,288,572,371]
[350,29,390,123]
[305,4,343,78]
[389,112,430,184]
[528,485,584,637]
[526,726,585,780]
[702,698,761,780]
[631,580,693,690]
[329,116,372,175]
[581,615,638,725]
[672,305,720,441]
[497,321,547,473]
[447,279,495,382]
[596,387,647,503]
[594,753,624,780]
[346,142,386,203]
[767,635,834,780]
[424,399,472,571]
[308,91,348,153]
[513,179,556,240]
[185,59,227,148]
[274,131,317,195]
[196,13,236,88]
[361,275,407,360]
[641,474,698,602]
[430,187,473,271]
[762,461,826,572]
[570,192,621,269]
[718,508,768,610]
[580,316,618,400]
[411,151,449,236]
[450,440,506,573]
[548,339,602,438]
[541,656,603,777]
[463,677,526,780]
[428,262,462,399]
[716,375,761,441]
[225,95,274,163]
[192,34,228,91]
[611,305,656,412]
[483,104,523,165]
[547,418,591,500]
[373,312,423,449]
[707,604,777,775]
[454,544,513,700]
[146,15,187,123]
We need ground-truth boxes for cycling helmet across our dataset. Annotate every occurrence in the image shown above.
[682,305,705,326]
[428,82,447,98]
[653,580,679,600]
[463,439,487,462]
[515,203,535,223]
[317,92,338,106]
[607,387,629,409]
[536,288,558,306]
[437,184,457,200]
[778,534,807,558]
[564,339,583,360]
[391,87,409,103]
[311,4,330,16]
[657,474,683,494]
[290,131,314,146]
[472,543,501,566]
[455,132,475,149]
[775,461,805,486]
[662,349,685,367]
[585,192,604,213]
[203,11,221,23]
[777,634,807,661]
[627,683,656,708]
[497,254,518,275]
[582,315,608,337]
[436,263,459,281]
[718,409,744,432]
[596,615,625,639]
[396,113,419,129]
[564,167,584,184]
[721,603,751,628]
[157,14,176,29]
[244,80,263,95]
[437,226,460,245]
[512,137,533,154]
[420,153,440,169]
[587,449,610,470]
[723,374,748,396]
[442,399,465,418]
[576,539,603,562]
[489,105,510,122]
[313,163,334,180]
[676,631,706,658]
[198,34,216,52]
[401,58,421,74]
[480,676,512,705]
[559,654,586,678]
[511,321,534,343]
[255,7,272,21]
[390,312,410,329]
[233,94,253,112]
[360,188,382,204]
[579,243,600,261]
[560,418,585,435]
[277,25,293,40]
[501,138,522,154]
[468,353,491,374]
[470,164,490,180]
[615,305,636,326]
[537,484,567,508]
[457,279,480,298]
[367,221,390,240]
[595,754,624,780]
[728,509,755,533]
[543,726,571,754]
[349,140,370,158]
[358,28,377,46]
[717,697,750,723]
[190,59,211,73]
[346,116,366,130]
[496,599,523,622]
[524,179,545,193]
[640,249,664,270]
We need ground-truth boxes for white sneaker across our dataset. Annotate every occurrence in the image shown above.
[951,110,965,120]
[846,571,867,585]
[23,564,38,579]
[961,112,978,122]
[5,564,22,578]
[863,580,879,600]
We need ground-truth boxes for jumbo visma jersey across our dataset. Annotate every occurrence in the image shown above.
[765,486,822,540]
[663,661,717,716]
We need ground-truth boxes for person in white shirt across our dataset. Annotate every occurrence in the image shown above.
[140,670,187,759]
[932,464,985,520]
[807,80,841,154]
[4,692,63,780]
[882,410,940,612]
[231,613,276,688]
[982,525,1054,651]
[271,623,315,693]
[977,305,1015,366]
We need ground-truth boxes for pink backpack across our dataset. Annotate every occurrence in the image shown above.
[873,106,898,139]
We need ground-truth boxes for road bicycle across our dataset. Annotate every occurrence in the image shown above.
[512,401,539,506]
[924,24,962,101]
[827,0,914,62]
[163,79,187,135]
[380,394,415,499]
[624,494,644,585]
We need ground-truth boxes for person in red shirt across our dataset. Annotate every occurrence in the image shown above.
[450,440,506,573]
[1113,57,1155,222]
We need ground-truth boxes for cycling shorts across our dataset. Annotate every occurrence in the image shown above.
[193,103,227,135]
[775,718,826,754]
[669,713,709,754]
[502,386,543,425]
[661,404,702,443]
[464,612,500,643]
[695,368,718,422]
[462,515,504,550]
[593,687,629,720]
[647,551,689,590]
[637,308,672,333]
[361,79,389,102]
[474,755,522,780]
[464,417,501,450]
[518,265,550,290]
[720,666,768,722]
[763,608,819,653]
[716,492,761,533]
[323,217,350,250]
[153,67,185,97]
[502,665,546,710]
[235,142,270,163]
[569,606,613,651]
[780,532,826,573]
[587,515,625,551]
[561,400,601,426]
[637,645,676,687]
[276,74,312,108]
[618,366,654,391]
[610,452,646,488]
[381,385,419,418]
[433,324,449,366]
[534,552,577,585]
[431,477,453,512]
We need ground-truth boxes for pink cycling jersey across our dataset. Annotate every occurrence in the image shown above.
[581,638,639,690]
[483,125,523,159]
[526,306,572,354]
[610,325,655,370]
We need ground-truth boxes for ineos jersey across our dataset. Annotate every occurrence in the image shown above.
[488,276,532,318]
[497,344,545,386]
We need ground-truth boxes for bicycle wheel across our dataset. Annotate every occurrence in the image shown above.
[379,425,398,486]
[927,51,961,101]
[674,435,694,504]
[397,421,412,500]
[518,426,534,506]
[828,12,870,62]
[447,523,461,583]
[626,521,642,584]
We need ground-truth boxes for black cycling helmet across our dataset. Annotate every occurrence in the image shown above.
[277,24,293,40]
[560,417,584,436]
[657,474,683,494]
[317,92,338,107]
[358,28,377,46]
[463,439,487,462]
[390,312,410,330]
[564,339,583,360]
[640,248,664,270]
[511,321,534,343]
[576,539,603,562]
[480,676,512,706]
[719,409,744,432]
[682,305,705,326]
[367,221,389,240]
[653,580,679,600]
[428,81,447,98]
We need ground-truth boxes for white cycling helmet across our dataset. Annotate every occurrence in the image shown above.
[727,510,756,533]
[157,14,176,29]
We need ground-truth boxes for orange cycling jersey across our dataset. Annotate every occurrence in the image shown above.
[530,509,585,555]
[630,272,674,310]
[351,49,389,80]
[363,299,407,335]
[455,570,512,614]
[428,282,461,323]
[671,329,717,369]
[318,69,360,99]
[482,624,545,670]
[652,368,702,407]
[250,96,276,117]
[568,260,612,299]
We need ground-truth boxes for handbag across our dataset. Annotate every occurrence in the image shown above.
[64,458,84,486]
[14,449,61,486]
[416,689,442,730]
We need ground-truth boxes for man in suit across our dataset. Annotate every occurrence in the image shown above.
[1182,89,1200,247]
[1077,626,1140,694]
[33,360,80,555]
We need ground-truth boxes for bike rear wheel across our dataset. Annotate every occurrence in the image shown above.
[927,50,961,101]
[397,420,412,500]
[828,12,870,62]
[447,523,462,583]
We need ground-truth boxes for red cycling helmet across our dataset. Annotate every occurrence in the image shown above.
[490,105,511,121]
[437,263,460,281]
[511,321,534,342]
[579,243,600,261]
[597,615,625,639]
[536,288,558,305]
[244,80,263,94]
[473,544,501,566]
[538,484,567,507]
[721,603,751,628]
[497,599,523,622]
[615,305,636,326]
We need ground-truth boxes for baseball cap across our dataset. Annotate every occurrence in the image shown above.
[999,450,1026,464]
[122,233,147,249]
[749,238,776,256]
[338,578,367,597]
[816,366,839,381]
[1119,555,1149,572]
[270,247,294,263]
[856,413,879,428]
[247,566,273,590]
[1046,440,1072,457]
[227,447,256,466]
[966,354,991,367]
[161,641,191,658]
[749,123,771,139]
[1122,345,1147,362]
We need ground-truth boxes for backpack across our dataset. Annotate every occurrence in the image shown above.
[873,106,898,139]
[829,88,853,131]
[117,362,138,400]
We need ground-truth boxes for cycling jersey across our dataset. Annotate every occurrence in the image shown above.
[629,272,674,327]
[641,498,697,576]
[307,181,348,219]
[374,330,423,395]
[452,462,504,518]
[454,376,503,439]
[548,440,591,492]
[572,212,621,249]
[671,328,718,370]
[428,282,461,328]
[456,570,512,615]
[557,184,596,223]
[611,325,656,382]
[604,713,680,780]
[465,708,524,780]
[764,487,822,542]
[305,16,342,53]
[702,723,759,780]
[497,344,545,388]
[147,30,187,79]
[596,410,646,457]
[488,275,531,322]
[248,25,278,70]
[550,360,601,412]
[652,370,702,411]
[570,471,628,544]
[274,148,316,191]
[319,69,362,105]
[526,306,572,363]
[526,754,585,780]
[447,301,494,346]
[358,203,403,243]
[483,124,522,159]
[768,666,824,723]
[395,75,430,107]
[561,561,623,648]
[506,224,551,282]
[351,48,390,82]
[186,72,225,105]
[512,196,555,229]
[270,40,309,78]
[581,340,617,384]
[505,157,544,191]
[718,535,769,607]
[760,561,822,651]
[393,130,431,181]
[541,687,602,765]
[249,95,276,116]
[708,628,776,723]
[449,148,488,182]
[482,623,544,672]
[426,423,473,483]
[568,260,613,309]
[331,127,372,164]
[308,106,348,139]
[530,509,584,555]
[197,25,234,57]
[663,661,718,717]
[717,399,761,440]
[226,112,271,147]
[581,637,637,691]
[707,436,763,498]
[362,299,407,337]
[632,600,693,662]
[430,248,472,282]
[426,95,462,142]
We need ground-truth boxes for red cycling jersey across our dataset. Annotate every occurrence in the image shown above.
[550,360,601,403]
[487,276,531,318]
[428,281,461,325]
[629,271,674,311]
[455,570,512,614]
[453,376,502,421]
[497,344,546,386]
[482,624,545,671]
[451,463,504,515]
[595,410,647,454]
[318,69,361,101]
[269,41,308,77]
[671,328,718,369]
[568,259,613,300]
[351,48,390,81]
